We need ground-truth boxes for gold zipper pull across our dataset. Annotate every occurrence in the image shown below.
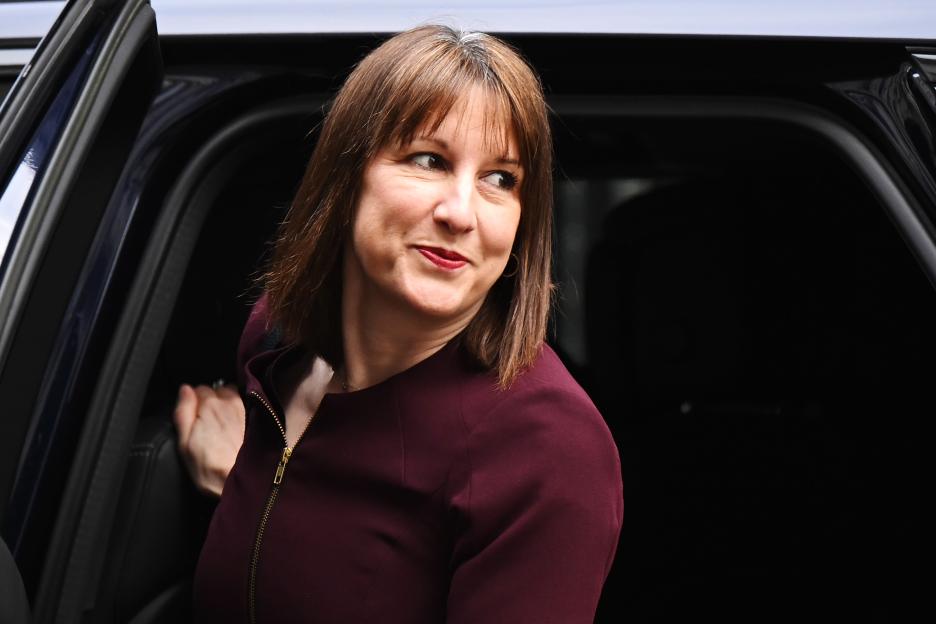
[273,446,292,485]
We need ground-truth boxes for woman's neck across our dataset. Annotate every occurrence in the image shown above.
[340,264,477,392]
[340,293,471,392]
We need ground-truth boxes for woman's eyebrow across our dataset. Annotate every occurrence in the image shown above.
[413,136,521,167]
[413,136,448,149]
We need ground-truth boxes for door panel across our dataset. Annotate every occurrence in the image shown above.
[0,0,163,621]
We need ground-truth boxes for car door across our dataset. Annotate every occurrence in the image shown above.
[0,0,162,622]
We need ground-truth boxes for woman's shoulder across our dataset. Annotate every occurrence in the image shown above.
[451,342,622,541]
[514,343,595,406]
[459,343,616,462]
[464,342,598,416]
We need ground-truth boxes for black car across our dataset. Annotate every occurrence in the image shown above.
[1,1,935,621]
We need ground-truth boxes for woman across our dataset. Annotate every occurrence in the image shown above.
[175,25,622,623]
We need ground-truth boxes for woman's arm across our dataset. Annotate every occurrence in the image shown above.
[447,384,623,623]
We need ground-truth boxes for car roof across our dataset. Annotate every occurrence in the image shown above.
[1,0,935,41]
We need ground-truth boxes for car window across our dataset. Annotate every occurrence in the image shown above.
[0,50,32,101]
[0,0,67,102]
[551,111,936,620]
[0,39,95,275]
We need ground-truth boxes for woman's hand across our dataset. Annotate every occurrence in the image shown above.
[173,383,246,498]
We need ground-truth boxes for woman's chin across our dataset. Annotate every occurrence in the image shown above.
[401,286,480,322]
[410,298,470,321]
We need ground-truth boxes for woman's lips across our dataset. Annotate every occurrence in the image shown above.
[416,246,468,270]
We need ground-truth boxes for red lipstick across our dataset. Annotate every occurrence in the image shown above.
[416,246,468,270]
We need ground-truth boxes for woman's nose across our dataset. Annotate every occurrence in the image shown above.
[432,174,477,234]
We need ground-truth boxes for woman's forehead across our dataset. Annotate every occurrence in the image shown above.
[410,89,518,159]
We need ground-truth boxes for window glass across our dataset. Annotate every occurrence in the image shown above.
[553,115,936,620]
[0,36,95,275]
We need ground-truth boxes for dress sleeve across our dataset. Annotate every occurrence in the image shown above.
[446,384,623,624]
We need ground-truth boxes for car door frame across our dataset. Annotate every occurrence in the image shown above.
[0,0,163,621]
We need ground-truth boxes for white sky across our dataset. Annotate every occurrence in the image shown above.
[1,1,935,39]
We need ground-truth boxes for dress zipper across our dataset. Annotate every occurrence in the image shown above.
[247,389,315,624]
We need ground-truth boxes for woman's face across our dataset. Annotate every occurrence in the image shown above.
[346,90,522,325]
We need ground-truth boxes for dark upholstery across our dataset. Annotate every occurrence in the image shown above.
[587,170,936,619]
[96,416,213,622]
[1,536,29,623]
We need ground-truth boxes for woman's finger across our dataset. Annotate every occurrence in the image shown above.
[192,384,217,406]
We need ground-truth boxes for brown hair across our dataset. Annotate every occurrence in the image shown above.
[264,24,553,387]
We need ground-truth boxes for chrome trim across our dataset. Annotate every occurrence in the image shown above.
[910,51,936,82]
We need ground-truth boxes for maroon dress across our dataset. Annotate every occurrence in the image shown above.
[194,297,623,623]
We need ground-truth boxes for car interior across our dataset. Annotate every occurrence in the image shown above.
[5,50,934,620]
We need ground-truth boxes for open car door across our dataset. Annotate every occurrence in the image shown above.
[0,1,162,622]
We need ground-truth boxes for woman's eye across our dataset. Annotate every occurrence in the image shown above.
[483,171,518,191]
[410,153,445,170]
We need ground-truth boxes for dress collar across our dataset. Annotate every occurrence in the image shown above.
[244,335,471,417]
